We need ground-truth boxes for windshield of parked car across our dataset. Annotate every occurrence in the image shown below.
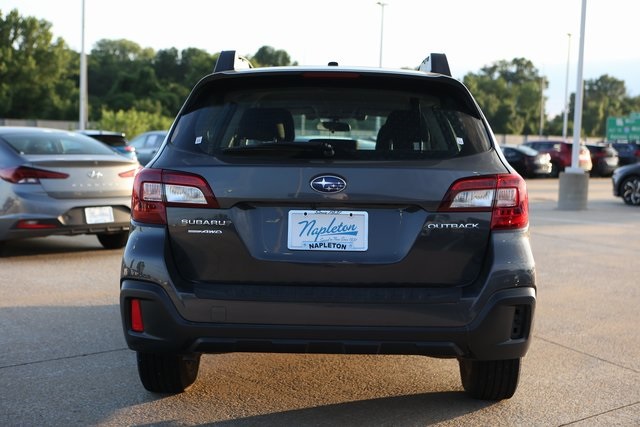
[170,77,492,161]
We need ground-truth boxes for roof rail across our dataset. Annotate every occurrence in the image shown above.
[213,50,254,73]
[418,53,451,77]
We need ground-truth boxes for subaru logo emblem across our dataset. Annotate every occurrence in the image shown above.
[310,175,346,193]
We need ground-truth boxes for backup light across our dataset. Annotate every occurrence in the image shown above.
[142,182,163,201]
[450,189,494,209]
[165,184,206,204]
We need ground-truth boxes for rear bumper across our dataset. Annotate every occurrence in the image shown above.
[120,279,535,360]
[0,197,131,241]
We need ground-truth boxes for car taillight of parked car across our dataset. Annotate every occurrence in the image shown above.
[438,174,528,230]
[131,168,219,224]
[0,166,69,184]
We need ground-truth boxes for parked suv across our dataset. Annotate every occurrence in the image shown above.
[120,51,536,400]
[522,140,592,177]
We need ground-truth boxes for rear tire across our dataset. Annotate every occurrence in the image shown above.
[97,231,129,249]
[458,358,520,400]
[137,352,201,393]
[620,176,640,206]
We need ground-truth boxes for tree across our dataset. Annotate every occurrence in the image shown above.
[97,108,172,138]
[250,46,295,67]
[88,39,158,119]
[151,47,217,115]
[582,75,627,138]
[547,75,631,139]
[0,9,77,119]
[463,58,546,135]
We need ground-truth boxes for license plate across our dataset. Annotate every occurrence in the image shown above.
[288,210,368,251]
[85,206,114,224]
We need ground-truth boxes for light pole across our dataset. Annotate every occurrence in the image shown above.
[558,0,588,211]
[79,0,88,130]
[569,0,587,173]
[539,77,545,137]
[562,33,572,141]
[377,2,387,67]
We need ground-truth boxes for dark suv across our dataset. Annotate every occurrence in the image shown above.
[120,51,536,400]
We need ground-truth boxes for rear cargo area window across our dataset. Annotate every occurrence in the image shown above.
[170,84,491,161]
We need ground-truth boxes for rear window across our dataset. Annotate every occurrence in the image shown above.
[613,142,639,153]
[170,77,492,161]
[2,131,118,155]
[88,134,128,147]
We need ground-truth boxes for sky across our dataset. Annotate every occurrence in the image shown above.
[2,0,638,117]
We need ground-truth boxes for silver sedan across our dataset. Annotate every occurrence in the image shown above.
[0,127,139,253]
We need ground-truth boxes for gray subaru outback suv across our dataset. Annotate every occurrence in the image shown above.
[120,51,536,400]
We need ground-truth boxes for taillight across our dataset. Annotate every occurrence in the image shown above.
[0,166,69,184]
[439,174,528,230]
[118,168,139,178]
[131,168,219,224]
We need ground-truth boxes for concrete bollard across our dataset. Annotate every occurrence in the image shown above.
[558,171,589,210]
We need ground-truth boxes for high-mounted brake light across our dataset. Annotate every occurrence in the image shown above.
[302,72,360,79]
[439,174,528,230]
[131,168,219,224]
[0,166,69,184]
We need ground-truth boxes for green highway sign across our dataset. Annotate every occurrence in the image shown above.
[607,114,640,141]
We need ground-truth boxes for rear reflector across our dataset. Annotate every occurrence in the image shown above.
[130,299,144,332]
[14,219,59,229]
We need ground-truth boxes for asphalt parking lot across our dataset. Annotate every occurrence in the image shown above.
[0,177,638,426]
